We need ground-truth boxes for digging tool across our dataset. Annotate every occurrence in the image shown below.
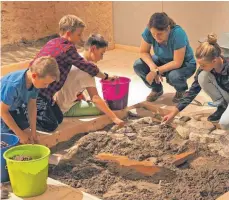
[192,99,218,107]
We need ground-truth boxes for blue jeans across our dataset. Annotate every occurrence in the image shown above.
[133,55,196,92]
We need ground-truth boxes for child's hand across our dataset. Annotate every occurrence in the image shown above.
[107,75,119,81]
[112,118,125,127]
[18,131,31,144]
[31,134,39,144]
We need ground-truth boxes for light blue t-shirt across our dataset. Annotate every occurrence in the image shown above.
[142,25,196,65]
[0,69,39,111]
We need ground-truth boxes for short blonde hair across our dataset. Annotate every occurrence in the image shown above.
[59,15,86,35]
[31,56,60,82]
[195,33,222,61]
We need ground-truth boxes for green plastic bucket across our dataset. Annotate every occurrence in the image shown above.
[3,144,50,197]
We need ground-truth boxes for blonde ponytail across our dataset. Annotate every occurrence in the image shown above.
[195,33,221,61]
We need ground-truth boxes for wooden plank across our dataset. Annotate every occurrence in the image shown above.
[216,191,229,200]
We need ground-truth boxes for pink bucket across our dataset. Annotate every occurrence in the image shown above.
[100,77,131,110]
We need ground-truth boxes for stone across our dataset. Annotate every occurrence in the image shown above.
[189,132,201,142]
[179,116,191,123]
[110,125,120,133]
[133,117,153,125]
[195,133,221,144]
[186,119,215,132]
[202,134,219,143]
[218,149,229,158]
[124,132,137,140]
[176,126,190,139]
[173,119,185,126]
[94,131,109,135]
[199,137,207,144]
[116,126,134,134]
[173,116,191,126]
[208,143,223,153]
[211,129,228,136]
[140,125,160,133]
[144,157,158,164]
[128,108,156,118]
[111,134,125,139]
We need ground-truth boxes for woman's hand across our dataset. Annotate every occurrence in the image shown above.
[146,71,157,85]
[162,107,180,124]
[155,75,163,84]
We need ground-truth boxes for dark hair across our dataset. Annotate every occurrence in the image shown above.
[148,12,176,31]
[84,34,108,50]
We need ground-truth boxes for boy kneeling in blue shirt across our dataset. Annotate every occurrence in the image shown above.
[0,56,60,144]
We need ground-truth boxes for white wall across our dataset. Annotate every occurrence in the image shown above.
[113,1,229,50]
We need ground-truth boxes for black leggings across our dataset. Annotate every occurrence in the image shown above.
[1,95,63,134]
[37,94,63,132]
[1,107,29,134]
[34,94,63,132]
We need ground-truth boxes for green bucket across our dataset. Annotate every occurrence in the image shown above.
[3,144,50,197]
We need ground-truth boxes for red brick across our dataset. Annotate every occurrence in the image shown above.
[172,151,196,167]
[96,153,161,176]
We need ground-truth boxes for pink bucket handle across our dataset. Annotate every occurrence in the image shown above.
[115,84,120,95]
[114,77,120,95]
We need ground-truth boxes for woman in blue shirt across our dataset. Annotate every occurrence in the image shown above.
[134,12,196,103]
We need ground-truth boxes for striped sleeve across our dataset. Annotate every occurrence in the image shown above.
[66,47,99,77]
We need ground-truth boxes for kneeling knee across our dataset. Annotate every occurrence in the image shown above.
[219,121,229,130]
[133,59,145,73]
[168,72,182,84]
[198,71,210,88]
[219,116,229,130]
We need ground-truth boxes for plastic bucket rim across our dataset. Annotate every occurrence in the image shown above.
[1,133,20,151]
[100,77,131,85]
[3,144,50,163]
[100,79,131,85]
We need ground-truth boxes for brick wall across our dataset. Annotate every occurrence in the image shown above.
[1,2,114,48]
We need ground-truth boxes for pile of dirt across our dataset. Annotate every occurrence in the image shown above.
[1,34,59,53]
[159,167,229,200]
[49,117,229,200]
[0,141,9,148]
[58,117,182,163]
